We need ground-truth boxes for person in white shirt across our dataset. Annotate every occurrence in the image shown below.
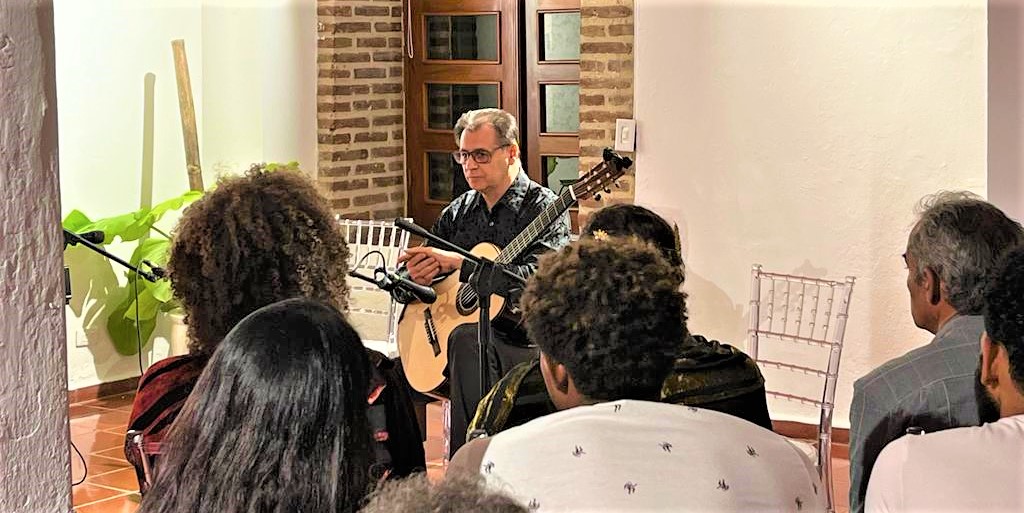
[449,237,824,512]
[866,245,1024,513]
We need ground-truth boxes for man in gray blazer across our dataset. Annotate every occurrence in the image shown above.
[848,191,1024,513]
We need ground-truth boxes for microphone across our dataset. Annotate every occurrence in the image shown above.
[394,218,432,240]
[64,230,105,247]
[347,267,437,305]
[378,269,436,304]
[78,231,105,244]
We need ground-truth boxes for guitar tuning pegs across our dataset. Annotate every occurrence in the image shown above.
[594,193,602,201]
[603,187,611,194]
[614,180,621,188]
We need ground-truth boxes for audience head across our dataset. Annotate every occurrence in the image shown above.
[139,298,372,513]
[977,246,1024,423]
[904,191,1023,333]
[522,237,686,410]
[582,203,683,269]
[361,473,528,513]
[167,164,350,354]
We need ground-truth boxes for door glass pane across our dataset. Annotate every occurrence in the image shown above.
[427,83,500,130]
[542,84,580,133]
[426,15,499,61]
[544,156,579,191]
[427,152,461,201]
[541,12,581,61]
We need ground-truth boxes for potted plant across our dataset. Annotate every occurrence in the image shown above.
[62,190,202,355]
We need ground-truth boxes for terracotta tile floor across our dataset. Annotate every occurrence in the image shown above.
[70,395,848,512]
[68,394,451,512]
[69,393,140,513]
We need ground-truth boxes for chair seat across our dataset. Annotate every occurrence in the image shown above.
[363,339,399,359]
[787,438,817,462]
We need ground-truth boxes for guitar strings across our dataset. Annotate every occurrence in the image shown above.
[450,161,616,308]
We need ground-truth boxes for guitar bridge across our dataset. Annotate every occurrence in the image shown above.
[424,309,440,357]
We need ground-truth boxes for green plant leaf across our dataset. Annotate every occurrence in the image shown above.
[128,237,170,267]
[62,210,93,232]
[70,190,204,244]
[150,279,174,303]
[145,190,203,225]
[106,292,156,355]
[122,285,162,321]
[265,161,300,172]
[73,212,141,244]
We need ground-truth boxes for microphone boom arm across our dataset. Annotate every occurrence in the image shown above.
[63,229,160,283]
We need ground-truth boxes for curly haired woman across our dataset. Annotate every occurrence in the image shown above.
[125,165,424,491]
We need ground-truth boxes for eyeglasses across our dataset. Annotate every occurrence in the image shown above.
[451,144,509,165]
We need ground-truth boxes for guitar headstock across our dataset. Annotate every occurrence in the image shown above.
[572,148,633,202]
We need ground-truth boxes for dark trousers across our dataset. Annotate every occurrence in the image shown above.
[447,323,536,456]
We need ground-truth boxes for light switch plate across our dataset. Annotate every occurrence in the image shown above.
[615,118,636,152]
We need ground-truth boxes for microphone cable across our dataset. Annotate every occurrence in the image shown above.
[133,269,145,376]
[71,439,88,486]
[355,250,388,275]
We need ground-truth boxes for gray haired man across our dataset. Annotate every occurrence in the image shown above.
[848,191,1024,513]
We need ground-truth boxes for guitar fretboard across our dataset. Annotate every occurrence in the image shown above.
[494,187,576,265]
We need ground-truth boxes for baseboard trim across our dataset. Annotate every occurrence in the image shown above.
[69,376,139,405]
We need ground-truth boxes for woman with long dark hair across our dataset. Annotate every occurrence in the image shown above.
[138,298,372,513]
[126,165,424,489]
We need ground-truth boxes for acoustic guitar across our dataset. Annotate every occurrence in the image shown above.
[398,149,632,394]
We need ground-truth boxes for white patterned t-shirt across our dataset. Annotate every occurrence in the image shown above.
[476,399,825,512]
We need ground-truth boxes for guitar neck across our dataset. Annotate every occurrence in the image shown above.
[495,188,575,265]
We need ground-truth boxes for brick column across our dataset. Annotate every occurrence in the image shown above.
[317,0,406,219]
[578,0,635,221]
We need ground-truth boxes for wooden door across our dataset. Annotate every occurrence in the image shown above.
[405,0,521,227]
[525,0,581,228]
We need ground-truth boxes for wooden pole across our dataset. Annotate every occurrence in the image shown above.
[171,39,203,191]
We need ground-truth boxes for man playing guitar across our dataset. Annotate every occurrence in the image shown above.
[398,108,570,455]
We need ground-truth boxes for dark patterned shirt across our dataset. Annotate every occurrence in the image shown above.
[431,170,571,288]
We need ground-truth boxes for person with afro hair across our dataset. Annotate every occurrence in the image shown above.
[866,245,1024,512]
[125,165,424,491]
[467,204,771,439]
[450,237,823,512]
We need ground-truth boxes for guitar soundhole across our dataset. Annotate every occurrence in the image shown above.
[455,284,479,316]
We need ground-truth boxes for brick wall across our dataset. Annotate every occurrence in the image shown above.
[578,0,635,221]
[317,0,406,219]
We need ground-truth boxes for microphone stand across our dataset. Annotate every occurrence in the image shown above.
[63,229,161,283]
[393,219,526,408]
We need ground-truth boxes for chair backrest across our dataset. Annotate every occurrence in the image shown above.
[126,429,164,494]
[747,264,855,413]
[337,217,411,357]
[747,265,854,513]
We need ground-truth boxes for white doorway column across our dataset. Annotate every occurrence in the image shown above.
[0,0,72,511]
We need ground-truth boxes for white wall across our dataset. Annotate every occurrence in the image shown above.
[56,0,205,390]
[202,0,318,177]
[56,0,317,390]
[634,0,988,427]
[0,1,71,510]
